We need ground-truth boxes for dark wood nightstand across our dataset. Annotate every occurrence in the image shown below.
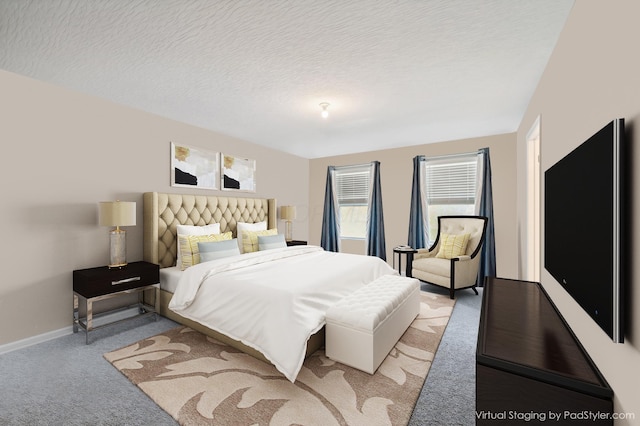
[73,261,160,343]
[286,240,307,246]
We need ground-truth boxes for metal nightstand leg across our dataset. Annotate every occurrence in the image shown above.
[140,286,160,321]
[153,286,159,321]
[73,292,93,344]
[85,298,93,344]
[73,293,79,333]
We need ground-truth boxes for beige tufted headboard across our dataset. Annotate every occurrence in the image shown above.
[143,192,277,268]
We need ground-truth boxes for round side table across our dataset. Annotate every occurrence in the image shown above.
[393,246,418,277]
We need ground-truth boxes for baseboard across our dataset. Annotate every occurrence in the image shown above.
[0,307,141,355]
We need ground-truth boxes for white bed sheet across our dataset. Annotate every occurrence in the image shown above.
[168,245,397,382]
[159,266,182,293]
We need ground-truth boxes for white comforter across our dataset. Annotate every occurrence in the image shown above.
[168,245,397,382]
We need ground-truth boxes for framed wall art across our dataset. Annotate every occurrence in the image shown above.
[170,142,219,190]
[221,153,256,192]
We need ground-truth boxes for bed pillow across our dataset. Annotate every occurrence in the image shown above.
[198,238,241,262]
[436,233,470,259]
[258,233,287,251]
[242,229,278,253]
[178,231,232,270]
[176,223,221,268]
[236,221,267,253]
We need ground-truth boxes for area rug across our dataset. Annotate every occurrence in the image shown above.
[104,291,455,426]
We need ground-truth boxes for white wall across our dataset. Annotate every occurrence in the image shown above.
[516,0,640,420]
[0,70,309,345]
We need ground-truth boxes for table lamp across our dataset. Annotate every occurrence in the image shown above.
[99,201,136,268]
[280,205,296,242]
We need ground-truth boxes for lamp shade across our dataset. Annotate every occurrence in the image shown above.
[99,201,136,227]
[280,205,296,221]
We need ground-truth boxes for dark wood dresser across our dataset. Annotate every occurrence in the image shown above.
[476,277,613,425]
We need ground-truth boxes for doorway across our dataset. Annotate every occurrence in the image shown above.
[526,116,541,282]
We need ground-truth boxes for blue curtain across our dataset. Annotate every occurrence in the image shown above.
[478,148,497,286]
[366,161,386,260]
[320,166,340,252]
[407,155,427,249]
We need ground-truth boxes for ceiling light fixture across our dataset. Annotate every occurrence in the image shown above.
[319,102,330,119]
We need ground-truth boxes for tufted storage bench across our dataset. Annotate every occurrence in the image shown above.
[325,274,421,374]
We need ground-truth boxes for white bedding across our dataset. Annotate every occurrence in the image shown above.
[168,245,397,382]
[159,266,182,293]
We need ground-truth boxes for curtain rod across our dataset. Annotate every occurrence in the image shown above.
[331,162,373,170]
[420,150,483,162]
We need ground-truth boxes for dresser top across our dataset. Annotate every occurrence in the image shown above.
[477,277,611,395]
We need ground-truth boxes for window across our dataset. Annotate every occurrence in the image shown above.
[423,153,480,243]
[334,165,371,239]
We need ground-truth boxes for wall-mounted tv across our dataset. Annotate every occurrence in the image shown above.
[544,118,625,343]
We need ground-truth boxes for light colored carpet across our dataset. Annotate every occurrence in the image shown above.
[105,291,455,425]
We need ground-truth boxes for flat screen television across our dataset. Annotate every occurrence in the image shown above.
[544,118,625,343]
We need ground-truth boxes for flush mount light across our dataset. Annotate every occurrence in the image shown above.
[319,102,330,119]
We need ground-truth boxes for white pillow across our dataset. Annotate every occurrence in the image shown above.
[176,223,221,268]
[236,221,267,253]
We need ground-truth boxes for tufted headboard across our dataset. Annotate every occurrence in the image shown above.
[143,192,277,268]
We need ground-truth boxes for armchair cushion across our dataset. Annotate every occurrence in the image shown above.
[412,257,451,278]
[436,233,470,259]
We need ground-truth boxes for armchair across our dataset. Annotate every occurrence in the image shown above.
[411,215,488,299]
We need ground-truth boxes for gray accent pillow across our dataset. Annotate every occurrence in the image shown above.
[198,238,241,262]
[258,233,287,251]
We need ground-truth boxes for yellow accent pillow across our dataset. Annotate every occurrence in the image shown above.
[179,232,232,270]
[242,229,278,253]
[436,233,470,259]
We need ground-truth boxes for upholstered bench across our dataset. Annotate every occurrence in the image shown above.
[325,274,421,374]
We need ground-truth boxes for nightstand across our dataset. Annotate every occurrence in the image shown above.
[286,240,307,246]
[393,246,418,277]
[73,261,160,343]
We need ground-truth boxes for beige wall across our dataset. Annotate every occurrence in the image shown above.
[516,0,640,420]
[309,133,518,279]
[0,70,309,345]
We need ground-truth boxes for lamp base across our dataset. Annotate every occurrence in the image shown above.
[109,229,127,268]
[285,221,293,242]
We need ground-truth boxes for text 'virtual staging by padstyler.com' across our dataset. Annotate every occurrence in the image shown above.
[475,410,636,423]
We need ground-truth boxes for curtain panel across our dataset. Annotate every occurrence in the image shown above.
[477,148,497,285]
[320,166,340,252]
[366,161,386,260]
[407,155,427,249]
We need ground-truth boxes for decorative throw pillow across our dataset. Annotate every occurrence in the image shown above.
[198,238,240,262]
[236,221,267,253]
[242,229,278,253]
[176,223,221,268]
[436,233,470,259]
[179,232,232,270]
[258,233,287,251]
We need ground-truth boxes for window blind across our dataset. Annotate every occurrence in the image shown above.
[425,156,477,205]
[335,166,370,205]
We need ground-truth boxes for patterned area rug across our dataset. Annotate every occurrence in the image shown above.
[104,291,455,425]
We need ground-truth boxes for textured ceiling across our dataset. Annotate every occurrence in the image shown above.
[0,0,574,158]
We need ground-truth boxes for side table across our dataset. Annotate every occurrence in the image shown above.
[73,261,160,343]
[393,246,417,277]
[286,240,307,246]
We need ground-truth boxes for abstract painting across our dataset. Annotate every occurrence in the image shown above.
[171,142,218,190]
[221,153,256,192]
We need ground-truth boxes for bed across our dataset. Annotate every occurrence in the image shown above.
[142,192,396,381]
